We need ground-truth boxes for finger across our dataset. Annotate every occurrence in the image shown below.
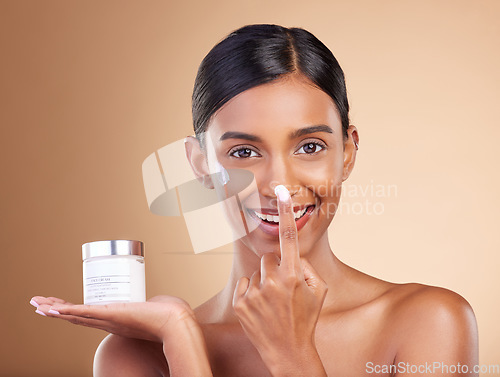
[260,252,280,284]
[248,269,261,292]
[36,306,146,337]
[45,302,120,320]
[274,185,301,274]
[44,308,108,328]
[33,303,100,321]
[47,297,73,304]
[46,310,113,332]
[301,258,328,298]
[232,277,250,307]
[30,296,74,307]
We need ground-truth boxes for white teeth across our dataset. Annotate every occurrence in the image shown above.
[294,208,307,219]
[254,207,309,223]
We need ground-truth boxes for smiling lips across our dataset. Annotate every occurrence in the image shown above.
[245,205,316,236]
[253,207,309,223]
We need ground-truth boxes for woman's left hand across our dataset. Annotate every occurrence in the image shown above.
[232,185,328,376]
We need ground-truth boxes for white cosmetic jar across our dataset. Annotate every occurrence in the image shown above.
[82,240,146,305]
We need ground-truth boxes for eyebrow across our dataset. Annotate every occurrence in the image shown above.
[289,125,333,139]
[219,124,333,143]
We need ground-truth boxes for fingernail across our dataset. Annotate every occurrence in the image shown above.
[49,309,60,315]
[35,309,46,316]
[30,299,39,308]
[274,185,290,202]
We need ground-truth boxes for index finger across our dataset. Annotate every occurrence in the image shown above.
[274,185,301,274]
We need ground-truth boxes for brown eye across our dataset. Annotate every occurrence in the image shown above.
[304,143,317,153]
[229,147,259,158]
[296,142,325,154]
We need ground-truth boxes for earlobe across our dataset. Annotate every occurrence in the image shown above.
[342,125,359,182]
[184,135,215,189]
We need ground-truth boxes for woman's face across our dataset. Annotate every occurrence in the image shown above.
[192,74,357,258]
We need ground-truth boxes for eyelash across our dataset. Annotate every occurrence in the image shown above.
[228,146,260,159]
[228,140,327,159]
[296,140,327,155]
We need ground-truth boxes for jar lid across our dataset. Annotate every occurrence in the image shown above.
[82,240,144,260]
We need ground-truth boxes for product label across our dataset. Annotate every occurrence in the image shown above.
[83,259,132,304]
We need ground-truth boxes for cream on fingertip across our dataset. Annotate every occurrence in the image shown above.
[274,185,290,201]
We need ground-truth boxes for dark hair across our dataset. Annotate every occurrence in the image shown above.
[192,24,349,147]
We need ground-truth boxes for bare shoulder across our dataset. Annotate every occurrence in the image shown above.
[387,282,477,325]
[385,283,478,364]
[94,334,169,377]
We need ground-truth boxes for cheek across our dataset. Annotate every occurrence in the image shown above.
[215,170,261,236]
[299,159,343,197]
[299,158,344,221]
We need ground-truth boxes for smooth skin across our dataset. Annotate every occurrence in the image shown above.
[31,73,479,376]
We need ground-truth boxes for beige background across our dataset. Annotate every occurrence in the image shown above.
[1,1,499,376]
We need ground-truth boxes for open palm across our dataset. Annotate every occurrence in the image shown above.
[30,295,196,343]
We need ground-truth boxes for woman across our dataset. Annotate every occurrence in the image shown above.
[30,24,478,376]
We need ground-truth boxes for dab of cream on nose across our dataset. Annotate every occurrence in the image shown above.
[274,185,290,201]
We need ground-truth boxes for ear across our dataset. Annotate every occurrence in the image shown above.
[184,136,215,189]
[342,125,359,182]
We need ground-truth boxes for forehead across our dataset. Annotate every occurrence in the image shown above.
[207,74,342,138]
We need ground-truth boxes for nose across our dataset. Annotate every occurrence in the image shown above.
[257,154,300,200]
